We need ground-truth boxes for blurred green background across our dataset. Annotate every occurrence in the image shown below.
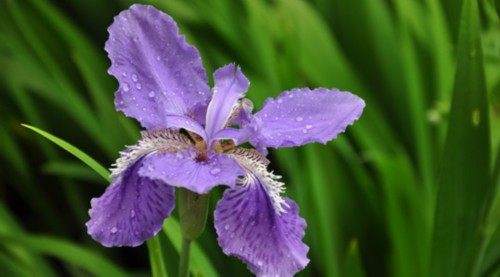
[1,0,500,276]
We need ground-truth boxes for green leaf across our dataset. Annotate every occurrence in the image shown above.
[22,124,111,182]
[0,233,128,277]
[147,236,168,277]
[430,0,491,276]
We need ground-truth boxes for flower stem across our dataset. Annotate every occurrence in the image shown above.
[178,237,192,277]
[178,188,210,277]
[147,236,168,277]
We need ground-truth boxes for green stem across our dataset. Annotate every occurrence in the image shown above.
[147,236,168,277]
[179,238,192,277]
[177,188,210,277]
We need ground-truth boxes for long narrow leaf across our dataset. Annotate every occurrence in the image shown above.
[430,0,491,275]
[22,124,111,182]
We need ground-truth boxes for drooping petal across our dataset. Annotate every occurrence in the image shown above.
[87,159,175,247]
[205,64,249,142]
[215,188,309,277]
[139,149,245,194]
[107,4,210,129]
[248,88,365,148]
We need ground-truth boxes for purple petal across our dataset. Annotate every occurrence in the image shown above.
[107,4,210,129]
[139,149,245,194]
[86,158,175,247]
[249,88,365,148]
[164,114,208,142]
[212,128,245,145]
[215,188,309,276]
[205,64,249,142]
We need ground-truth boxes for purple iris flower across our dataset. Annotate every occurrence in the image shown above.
[86,4,365,276]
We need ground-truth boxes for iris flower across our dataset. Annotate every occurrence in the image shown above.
[86,4,365,276]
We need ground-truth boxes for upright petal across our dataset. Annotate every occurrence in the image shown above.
[139,149,245,194]
[215,187,309,277]
[107,4,210,129]
[248,88,365,148]
[205,64,249,142]
[87,159,175,247]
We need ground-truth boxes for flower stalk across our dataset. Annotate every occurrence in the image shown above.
[178,188,210,276]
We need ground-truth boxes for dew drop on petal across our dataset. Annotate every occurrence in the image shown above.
[230,232,235,238]
[110,227,118,234]
[132,74,138,82]
[257,261,263,267]
[306,124,313,129]
[295,116,303,122]
[135,83,142,90]
[130,210,135,218]
[302,129,308,134]
[156,55,161,61]
[277,98,283,104]
[122,72,127,77]
[123,83,130,92]
[224,224,230,230]
[148,91,155,98]
[210,168,221,175]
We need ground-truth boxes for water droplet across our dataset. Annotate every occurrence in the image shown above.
[302,129,308,133]
[263,113,268,118]
[110,227,118,234]
[156,55,161,61]
[306,124,313,129]
[132,74,138,82]
[295,116,303,122]
[224,224,230,230]
[240,247,244,252]
[149,91,155,98]
[230,232,235,238]
[210,168,221,175]
[130,210,135,218]
[122,72,127,77]
[123,83,130,92]
[288,94,294,98]
[257,260,263,266]
[277,98,283,103]
[135,83,142,90]
[133,37,139,42]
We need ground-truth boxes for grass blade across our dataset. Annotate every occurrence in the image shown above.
[22,124,111,182]
[0,233,128,277]
[430,0,491,275]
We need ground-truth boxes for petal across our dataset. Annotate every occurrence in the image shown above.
[107,4,210,129]
[249,88,365,148]
[205,64,249,141]
[110,128,192,177]
[139,149,245,194]
[215,190,309,277]
[87,159,175,247]
[164,114,208,142]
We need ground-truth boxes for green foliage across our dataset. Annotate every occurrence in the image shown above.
[1,0,499,276]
